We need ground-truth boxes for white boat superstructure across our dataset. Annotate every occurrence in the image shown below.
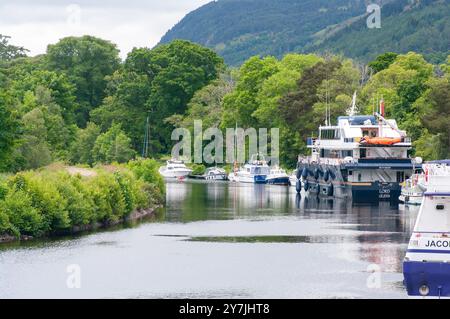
[204,167,228,181]
[297,106,420,202]
[267,166,290,185]
[403,162,450,298]
[159,160,192,179]
[228,154,270,184]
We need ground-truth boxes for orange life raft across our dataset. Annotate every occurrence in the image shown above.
[360,136,402,146]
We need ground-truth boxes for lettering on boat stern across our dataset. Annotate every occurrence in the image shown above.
[379,183,391,199]
[425,240,450,248]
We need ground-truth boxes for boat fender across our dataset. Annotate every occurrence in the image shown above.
[301,167,308,179]
[327,183,334,197]
[329,170,336,180]
[314,168,323,180]
[323,170,330,182]
[304,179,309,192]
[297,165,303,179]
[296,179,302,193]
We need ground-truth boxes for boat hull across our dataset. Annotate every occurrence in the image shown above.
[297,160,415,203]
[205,174,228,181]
[399,194,423,205]
[159,169,192,179]
[403,260,450,298]
[267,177,290,186]
[233,174,267,184]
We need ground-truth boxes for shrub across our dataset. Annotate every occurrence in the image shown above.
[190,164,206,175]
[0,209,16,237]
[0,189,44,237]
[127,158,165,195]
[9,172,70,232]
[53,172,95,226]
[0,162,162,239]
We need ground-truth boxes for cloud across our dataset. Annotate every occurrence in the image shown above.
[0,0,211,59]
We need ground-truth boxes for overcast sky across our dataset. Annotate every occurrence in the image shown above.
[1,0,211,58]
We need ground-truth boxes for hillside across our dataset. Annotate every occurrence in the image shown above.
[159,0,450,65]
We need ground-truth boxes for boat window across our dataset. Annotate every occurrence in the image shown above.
[358,173,362,182]
[320,129,340,140]
[436,204,445,210]
[360,149,367,159]
[396,172,405,183]
[342,150,353,158]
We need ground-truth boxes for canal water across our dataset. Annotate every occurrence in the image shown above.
[0,181,419,299]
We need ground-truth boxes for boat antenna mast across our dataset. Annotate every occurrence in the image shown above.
[349,91,357,116]
[142,112,150,158]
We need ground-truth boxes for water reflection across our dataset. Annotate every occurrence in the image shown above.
[164,180,417,278]
[0,180,418,298]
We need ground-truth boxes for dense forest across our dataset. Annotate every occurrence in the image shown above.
[0,34,449,173]
[160,0,450,65]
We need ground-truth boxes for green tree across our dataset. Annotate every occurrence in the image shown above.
[70,122,101,166]
[369,52,398,74]
[417,77,450,159]
[0,35,28,62]
[13,108,52,170]
[93,40,224,154]
[0,93,18,170]
[222,56,280,129]
[92,124,135,164]
[46,36,121,126]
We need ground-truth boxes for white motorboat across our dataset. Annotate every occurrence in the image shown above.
[399,174,426,206]
[267,166,290,185]
[204,167,228,181]
[228,154,270,184]
[158,160,192,179]
[403,161,450,298]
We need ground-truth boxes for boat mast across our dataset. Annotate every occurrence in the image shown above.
[142,114,150,158]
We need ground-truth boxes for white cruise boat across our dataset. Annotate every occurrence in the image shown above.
[403,161,450,298]
[267,166,290,185]
[158,160,192,179]
[296,98,422,203]
[228,154,270,184]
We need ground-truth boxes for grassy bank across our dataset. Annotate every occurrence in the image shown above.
[0,159,164,242]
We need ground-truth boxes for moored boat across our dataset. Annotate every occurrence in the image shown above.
[296,98,422,203]
[403,162,450,298]
[228,154,270,184]
[267,166,290,185]
[399,174,426,206]
[159,160,193,179]
[204,167,228,181]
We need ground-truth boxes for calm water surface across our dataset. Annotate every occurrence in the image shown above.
[0,181,419,298]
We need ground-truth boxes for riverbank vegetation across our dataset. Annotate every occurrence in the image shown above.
[0,34,449,171]
[0,159,164,240]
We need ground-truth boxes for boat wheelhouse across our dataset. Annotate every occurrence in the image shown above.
[296,111,422,203]
[228,154,270,184]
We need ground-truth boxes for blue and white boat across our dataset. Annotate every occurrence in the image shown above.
[403,162,450,298]
[267,166,290,185]
[228,154,270,184]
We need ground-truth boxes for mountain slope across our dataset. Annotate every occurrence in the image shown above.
[159,0,450,65]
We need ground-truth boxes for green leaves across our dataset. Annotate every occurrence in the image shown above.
[0,92,19,171]
[46,36,121,127]
[92,124,136,164]
[0,164,164,238]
